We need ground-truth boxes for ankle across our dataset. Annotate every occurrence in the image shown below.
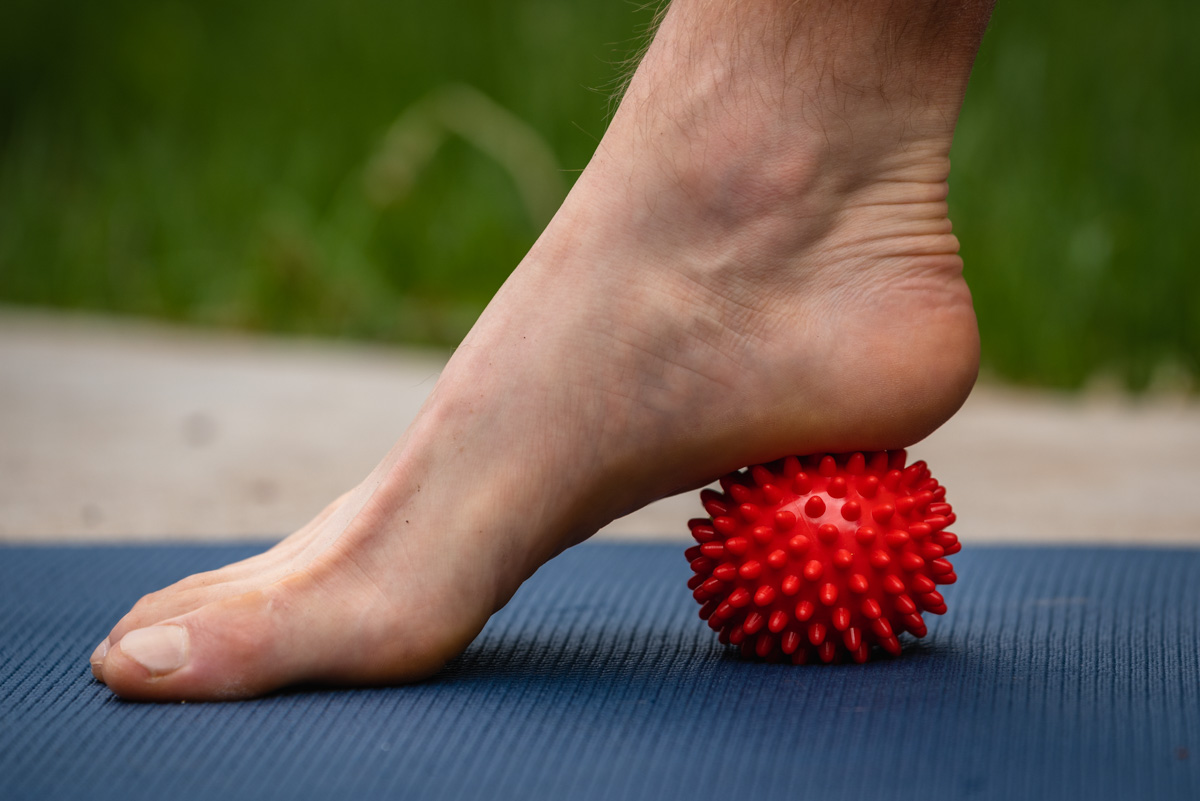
[607,0,990,212]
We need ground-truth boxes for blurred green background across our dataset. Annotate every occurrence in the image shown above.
[1,0,1196,391]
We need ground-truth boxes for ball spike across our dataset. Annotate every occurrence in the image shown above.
[920,590,945,608]
[846,452,866,475]
[902,613,927,637]
[902,465,924,488]
[818,456,838,477]
[738,503,761,522]
[738,560,763,579]
[832,607,851,631]
[803,560,824,581]
[700,489,729,517]
[795,600,815,621]
[788,534,811,554]
[910,574,937,593]
[724,536,750,556]
[840,501,861,521]
[768,610,789,633]
[925,515,949,531]
[712,563,737,581]
[908,523,932,539]
[882,470,902,491]
[828,476,847,498]
[727,587,752,607]
[781,575,801,596]
[805,496,826,518]
[751,465,774,488]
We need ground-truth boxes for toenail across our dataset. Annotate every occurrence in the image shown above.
[119,626,189,677]
[90,638,109,667]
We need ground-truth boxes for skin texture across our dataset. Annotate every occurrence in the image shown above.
[90,0,994,700]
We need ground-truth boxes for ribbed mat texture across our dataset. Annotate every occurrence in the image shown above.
[2,543,1198,800]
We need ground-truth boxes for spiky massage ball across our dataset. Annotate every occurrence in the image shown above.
[685,450,959,664]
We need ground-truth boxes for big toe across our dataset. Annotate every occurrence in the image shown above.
[97,570,458,701]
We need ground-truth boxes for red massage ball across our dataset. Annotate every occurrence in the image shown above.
[685,450,959,664]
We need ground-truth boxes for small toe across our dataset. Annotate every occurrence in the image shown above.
[89,639,109,682]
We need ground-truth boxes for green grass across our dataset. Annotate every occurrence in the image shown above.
[1,0,1196,390]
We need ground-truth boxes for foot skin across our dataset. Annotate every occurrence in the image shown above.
[91,0,984,700]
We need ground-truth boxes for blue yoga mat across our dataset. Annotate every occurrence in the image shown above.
[2,542,1198,800]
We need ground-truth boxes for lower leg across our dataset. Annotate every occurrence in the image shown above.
[92,0,993,700]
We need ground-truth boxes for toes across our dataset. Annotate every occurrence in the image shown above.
[95,570,432,701]
[91,492,353,687]
[100,584,311,701]
[97,547,316,662]
[102,580,250,653]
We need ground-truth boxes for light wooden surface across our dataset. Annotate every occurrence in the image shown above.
[3,308,1198,544]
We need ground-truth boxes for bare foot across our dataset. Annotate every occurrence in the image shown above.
[91,0,988,700]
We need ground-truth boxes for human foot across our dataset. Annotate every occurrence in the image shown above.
[91,0,989,700]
